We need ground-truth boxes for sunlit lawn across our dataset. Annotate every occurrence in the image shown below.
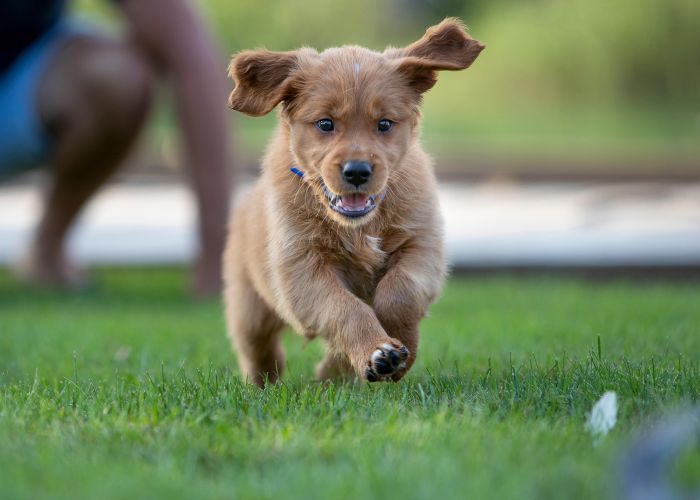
[1,269,699,499]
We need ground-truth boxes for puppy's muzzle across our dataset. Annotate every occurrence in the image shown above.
[342,160,372,187]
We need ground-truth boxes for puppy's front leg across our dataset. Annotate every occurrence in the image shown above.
[373,240,446,380]
[278,261,409,382]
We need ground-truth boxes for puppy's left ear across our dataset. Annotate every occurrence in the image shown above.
[227,49,300,116]
[389,18,485,93]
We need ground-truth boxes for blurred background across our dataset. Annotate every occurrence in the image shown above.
[1,0,699,272]
[1,5,699,496]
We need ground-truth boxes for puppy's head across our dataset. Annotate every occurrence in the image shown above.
[228,18,484,226]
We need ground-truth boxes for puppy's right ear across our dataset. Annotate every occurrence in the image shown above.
[388,18,484,94]
[227,50,299,116]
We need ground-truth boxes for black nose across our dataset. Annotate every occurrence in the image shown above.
[342,160,372,187]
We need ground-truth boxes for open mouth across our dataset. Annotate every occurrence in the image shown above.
[321,181,380,218]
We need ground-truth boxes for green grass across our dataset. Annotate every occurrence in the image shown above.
[1,269,699,499]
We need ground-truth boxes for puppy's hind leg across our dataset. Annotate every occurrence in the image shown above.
[224,272,285,387]
[315,349,354,382]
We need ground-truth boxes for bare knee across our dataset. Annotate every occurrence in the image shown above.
[79,41,152,129]
[39,36,153,159]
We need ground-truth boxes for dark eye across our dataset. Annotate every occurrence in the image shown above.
[377,119,393,132]
[316,118,334,132]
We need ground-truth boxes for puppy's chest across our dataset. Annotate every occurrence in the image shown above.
[330,231,404,299]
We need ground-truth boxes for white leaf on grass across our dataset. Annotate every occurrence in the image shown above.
[586,391,618,440]
[114,346,131,363]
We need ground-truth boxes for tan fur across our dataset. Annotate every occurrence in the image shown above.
[223,18,484,387]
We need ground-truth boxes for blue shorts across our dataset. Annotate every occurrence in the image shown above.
[0,20,89,179]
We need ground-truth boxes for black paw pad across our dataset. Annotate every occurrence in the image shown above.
[365,343,410,382]
[365,368,379,382]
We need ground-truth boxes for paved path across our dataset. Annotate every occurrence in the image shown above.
[1,181,699,266]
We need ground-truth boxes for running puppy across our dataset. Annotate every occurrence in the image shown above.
[223,18,484,386]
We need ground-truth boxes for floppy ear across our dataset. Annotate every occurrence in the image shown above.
[227,50,299,116]
[390,18,485,93]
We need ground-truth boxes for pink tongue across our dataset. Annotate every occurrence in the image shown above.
[340,193,369,210]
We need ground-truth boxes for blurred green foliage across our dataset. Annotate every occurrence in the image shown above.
[199,0,700,106]
[73,0,700,163]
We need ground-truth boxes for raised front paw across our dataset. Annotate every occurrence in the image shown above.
[365,341,410,382]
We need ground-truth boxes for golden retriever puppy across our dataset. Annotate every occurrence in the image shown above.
[223,18,484,386]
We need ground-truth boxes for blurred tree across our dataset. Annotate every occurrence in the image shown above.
[74,0,700,107]
[71,0,700,159]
